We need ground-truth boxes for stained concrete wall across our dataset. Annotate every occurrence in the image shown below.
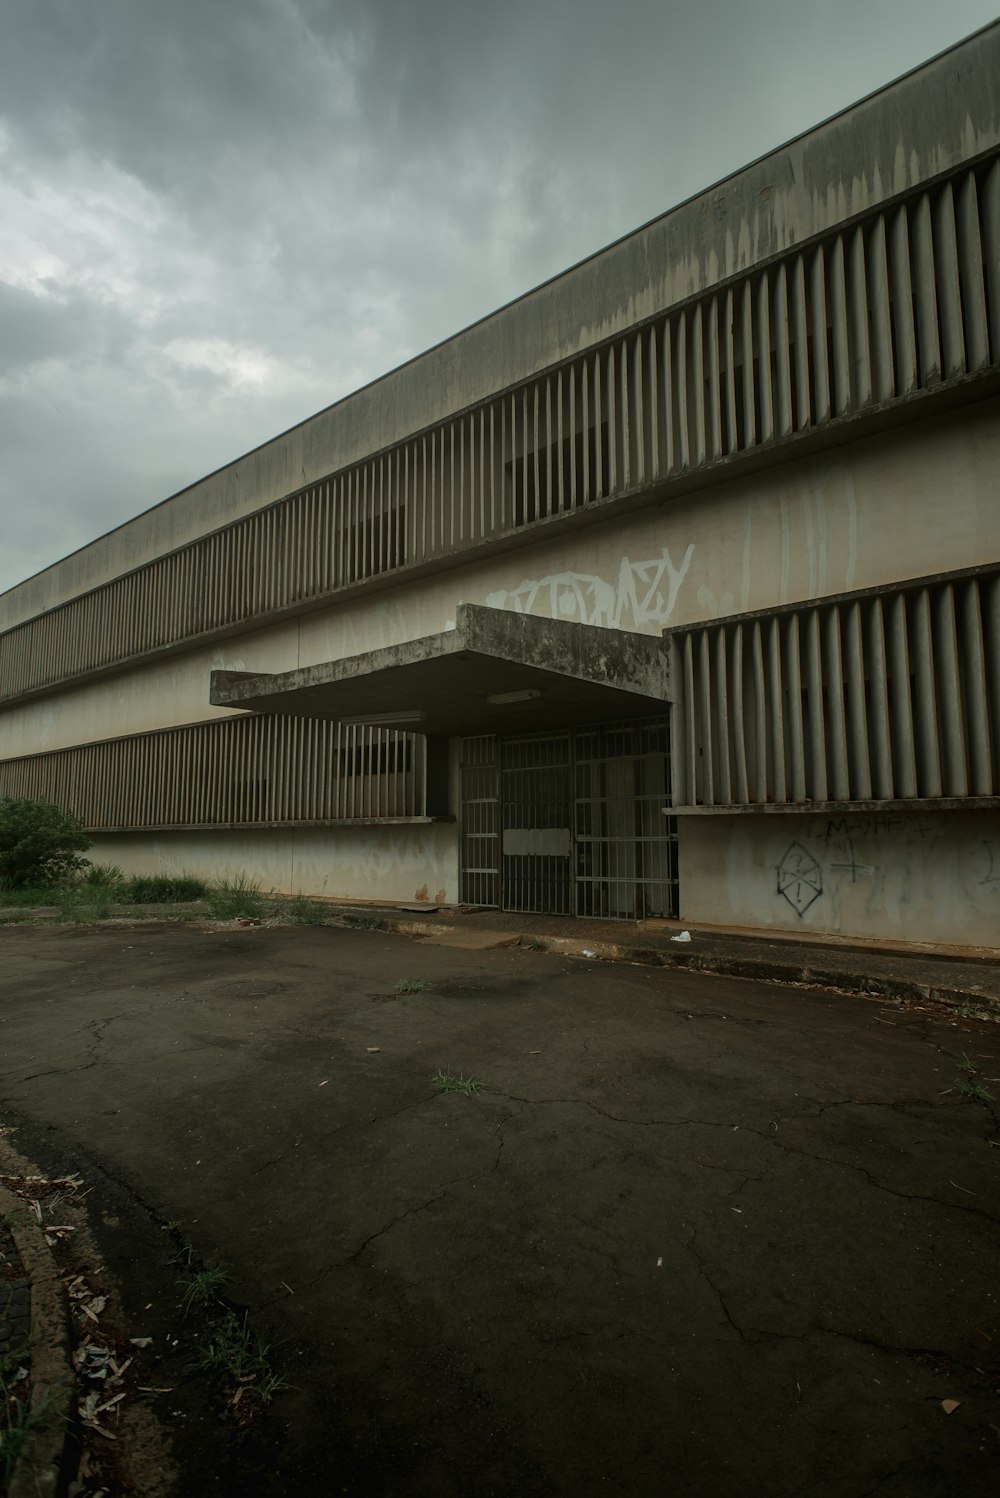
[4,396,999,945]
[2,24,998,629]
[87,823,458,906]
[677,810,1000,949]
[86,802,1000,942]
[2,398,996,758]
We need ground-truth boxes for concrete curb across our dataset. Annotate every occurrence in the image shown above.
[333,912,1000,1016]
[545,938,947,1005]
[0,1184,75,1498]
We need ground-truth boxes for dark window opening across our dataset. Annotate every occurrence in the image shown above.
[505,421,609,527]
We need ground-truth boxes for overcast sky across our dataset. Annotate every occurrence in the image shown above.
[1,0,997,596]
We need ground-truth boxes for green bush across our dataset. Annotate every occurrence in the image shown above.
[0,798,91,889]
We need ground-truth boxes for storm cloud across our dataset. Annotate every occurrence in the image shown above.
[1,0,996,592]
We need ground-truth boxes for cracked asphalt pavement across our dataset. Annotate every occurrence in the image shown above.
[1,921,998,1497]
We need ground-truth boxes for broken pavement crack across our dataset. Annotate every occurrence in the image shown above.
[495,1091,1000,1224]
[683,1227,995,1377]
[346,1188,448,1263]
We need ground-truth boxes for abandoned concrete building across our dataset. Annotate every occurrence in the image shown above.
[1,26,999,946]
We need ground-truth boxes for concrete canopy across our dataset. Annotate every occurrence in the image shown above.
[209,604,669,736]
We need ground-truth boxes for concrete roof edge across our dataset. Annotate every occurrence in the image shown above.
[5,21,999,620]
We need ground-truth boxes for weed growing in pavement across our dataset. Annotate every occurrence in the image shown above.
[942,1052,996,1103]
[179,1266,232,1316]
[0,1368,58,1486]
[207,873,267,920]
[954,1002,999,1023]
[344,915,382,930]
[191,1311,288,1408]
[168,1233,198,1268]
[432,1069,484,1096]
[523,937,545,951]
[396,977,424,994]
[950,1078,996,1103]
[0,1341,30,1384]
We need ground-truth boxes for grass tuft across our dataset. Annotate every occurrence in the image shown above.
[57,886,115,922]
[207,873,267,920]
[80,862,126,887]
[179,1265,232,1315]
[396,977,424,994]
[0,1367,58,1485]
[955,1002,997,1023]
[0,882,66,907]
[191,1311,288,1407]
[282,893,329,925]
[0,866,208,918]
[949,1078,996,1103]
[125,874,208,903]
[942,1051,996,1103]
[432,1069,484,1096]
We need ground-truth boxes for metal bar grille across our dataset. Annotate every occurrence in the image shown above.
[460,717,678,919]
[0,717,427,828]
[3,155,999,705]
[459,736,500,907]
[574,717,677,919]
[668,564,1000,808]
[501,731,573,916]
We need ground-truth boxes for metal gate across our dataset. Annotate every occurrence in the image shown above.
[458,735,500,908]
[501,732,573,914]
[459,715,678,920]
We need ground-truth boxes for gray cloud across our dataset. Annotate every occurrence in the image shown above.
[1,0,997,593]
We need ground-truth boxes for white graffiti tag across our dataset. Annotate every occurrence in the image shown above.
[484,546,694,630]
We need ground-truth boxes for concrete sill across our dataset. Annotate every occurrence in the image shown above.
[87,816,456,833]
[666,797,1000,815]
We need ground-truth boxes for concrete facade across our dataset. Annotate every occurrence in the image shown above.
[680,808,1000,945]
[3,399,995,757]
[2,27,999,944]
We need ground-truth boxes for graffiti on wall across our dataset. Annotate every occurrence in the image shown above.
[775,842,824,917]
[980,841,1000,887]
[484,545,695,631]
[770,819,1000,931]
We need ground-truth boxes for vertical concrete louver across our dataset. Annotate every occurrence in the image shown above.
[0,718,427,827]
[667,566,1000,809]
[2,155,998,706]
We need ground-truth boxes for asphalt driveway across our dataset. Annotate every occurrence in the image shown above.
[1,921,998,1497]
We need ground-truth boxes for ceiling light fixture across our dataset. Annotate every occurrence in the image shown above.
[486,689,542,706]
[338,709,427,726]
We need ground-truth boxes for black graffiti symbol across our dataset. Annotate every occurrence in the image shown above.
[776,842,823,918]
[981,840,1000,887]
[828,835,876,884]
